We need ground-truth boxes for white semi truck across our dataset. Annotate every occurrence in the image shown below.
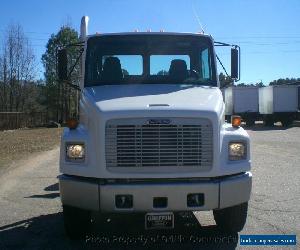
[58,16,252,239]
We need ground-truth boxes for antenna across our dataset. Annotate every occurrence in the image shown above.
[191,1,205,33]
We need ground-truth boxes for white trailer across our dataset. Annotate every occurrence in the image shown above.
[224,86,259,126]
[259,85,299,126]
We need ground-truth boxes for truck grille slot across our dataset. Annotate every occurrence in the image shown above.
[105,120,213,168]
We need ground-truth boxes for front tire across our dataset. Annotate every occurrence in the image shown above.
[213,202,248,233]
[63,205,91,239]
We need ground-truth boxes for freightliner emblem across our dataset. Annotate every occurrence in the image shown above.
[147,119,171,125]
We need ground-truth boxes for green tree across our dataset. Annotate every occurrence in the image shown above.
[255,81,265,87]
[219,73,233,88]
[157,70,168,75]
[237,81,265,87]
[42,26,80,123]
[122,69,129,76]
[269,77,300,86]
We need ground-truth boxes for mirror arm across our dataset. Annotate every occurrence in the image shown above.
[62,80,81,91]
[214,41,233,47]
[60,43,84,91]
[215,42,241,82]
[58,44,84,92]
[67,48,84,80]
[216,54,229,77]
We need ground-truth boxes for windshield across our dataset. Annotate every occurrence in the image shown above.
[85,34,216,86]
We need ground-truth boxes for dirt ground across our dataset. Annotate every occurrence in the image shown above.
[0,128,62,175]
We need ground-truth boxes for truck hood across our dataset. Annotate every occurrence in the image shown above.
[84,84,223,114]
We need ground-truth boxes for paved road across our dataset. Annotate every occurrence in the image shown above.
[0,127,299,249]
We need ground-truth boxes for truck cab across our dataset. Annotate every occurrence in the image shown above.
[58,17,252,239]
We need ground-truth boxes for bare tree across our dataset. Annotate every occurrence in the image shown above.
[0,23,36,112]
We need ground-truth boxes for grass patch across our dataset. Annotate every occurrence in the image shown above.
[0,128,63,170]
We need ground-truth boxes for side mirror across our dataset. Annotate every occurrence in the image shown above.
[231,47,239,80]
[58,49,68,81]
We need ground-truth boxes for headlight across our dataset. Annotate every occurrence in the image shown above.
[66,143,85,162]
[228,142,246,161]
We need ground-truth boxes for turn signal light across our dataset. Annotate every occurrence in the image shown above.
[231,115,242,128]
[67,118,78,129]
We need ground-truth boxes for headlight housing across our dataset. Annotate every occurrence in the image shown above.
[228,142,246,161]
[66,143,85,162]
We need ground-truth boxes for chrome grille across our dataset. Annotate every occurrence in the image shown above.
[105,118,213,168]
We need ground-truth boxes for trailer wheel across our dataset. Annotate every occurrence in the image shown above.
[213,202,248,233]
[63,205,91,239]
[280,118,293,127]
[245,119,255,127]
[264,117,274,127]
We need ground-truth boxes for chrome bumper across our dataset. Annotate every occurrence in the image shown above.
[58,172,252,212]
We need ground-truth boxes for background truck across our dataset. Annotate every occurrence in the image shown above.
[57,16,252,239]
[259,85,300,127]
[224,86,259,126]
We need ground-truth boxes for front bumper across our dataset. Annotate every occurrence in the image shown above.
[58,172,252,212]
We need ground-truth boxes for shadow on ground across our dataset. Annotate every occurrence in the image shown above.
[0,212,238,250]
[44,183,59,192]
[24,183,60,199]
[25,193,60,199]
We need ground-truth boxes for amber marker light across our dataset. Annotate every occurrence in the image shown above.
[67,118,78,129]
[231,115,242,128]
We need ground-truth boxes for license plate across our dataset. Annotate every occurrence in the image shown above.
[145,212,174,230]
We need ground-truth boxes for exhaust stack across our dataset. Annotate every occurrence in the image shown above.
[80,16,89,40]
